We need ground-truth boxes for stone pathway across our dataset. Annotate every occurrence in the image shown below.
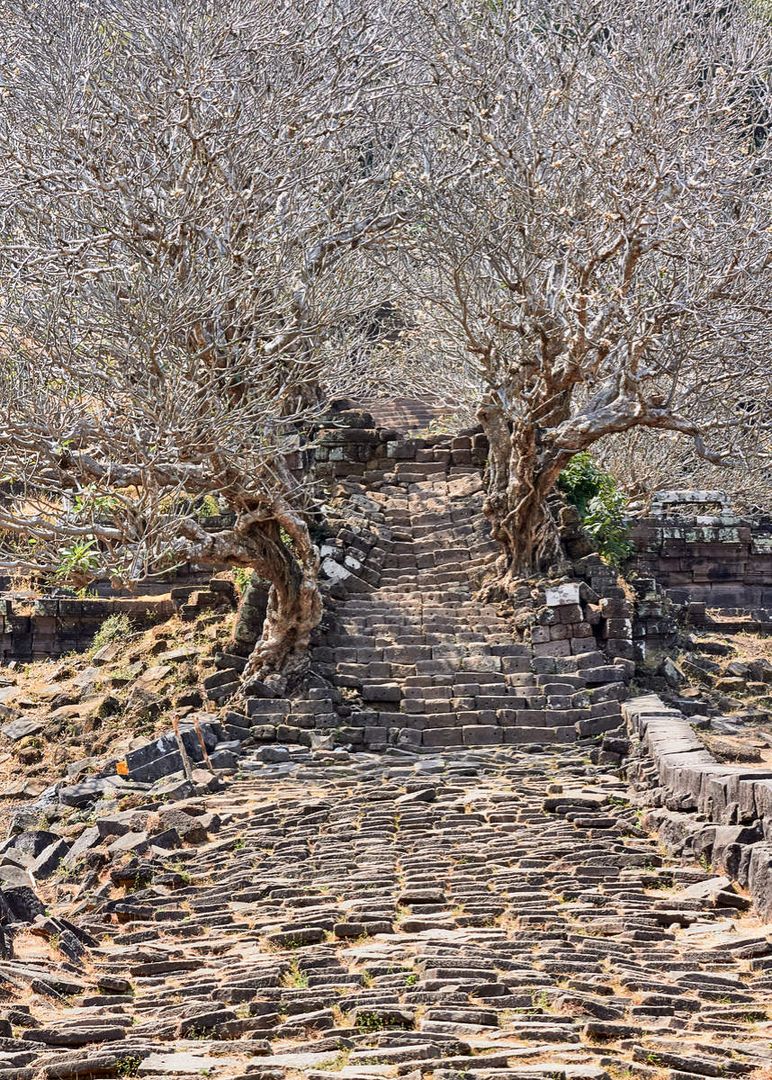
[4,746,772,1079]
[1,455,770,1079]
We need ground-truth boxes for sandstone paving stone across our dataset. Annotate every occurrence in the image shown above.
[137,1050,247,1074]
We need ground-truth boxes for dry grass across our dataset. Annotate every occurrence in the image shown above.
[0,606,236,831]
[729,632,772,665]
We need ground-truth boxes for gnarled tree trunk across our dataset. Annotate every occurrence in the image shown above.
[240,514,322,685]
[479,402,569,582]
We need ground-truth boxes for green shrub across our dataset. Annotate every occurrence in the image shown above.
[92,613,134,652]
[115,1057,142,1078]
[558,452,633,567]
[195,494,221,520]
[233,567,255,595]
[54,537,100,582]
[71,490,119,519]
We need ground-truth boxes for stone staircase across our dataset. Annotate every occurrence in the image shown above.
[2,433,771,1079]
[227,444,631,752]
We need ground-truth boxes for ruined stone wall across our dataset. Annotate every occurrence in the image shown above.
[0,581,236,661]
[627,502,771,663]
[625,694,772,919]
[0,596,175,661]
[313,409,488,483]
[629,511,772,611]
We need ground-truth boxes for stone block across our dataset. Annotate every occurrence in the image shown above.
[748,843,772,920]
[555,603,583,624]
[61,826,102,869]
[532,639,571,657]
[462,725,502,746]
[422,727,463,747]
[576,714,623,738]
[545,583,581,606]
[31,838,70,880]
[394,727,421,748]
[512,709,546,726]
[503,726,549,744]
[605,639,635,659]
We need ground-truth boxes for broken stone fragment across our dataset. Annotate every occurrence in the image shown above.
[60,825,101,869]
[0,878,46,922]
[158,645,201,663]
[190,767,222,792]
[1,717,45,742]
[0,686,19,709]
[676,875,737,903]
[242,676,277,699]
[30,915,87,962]
[106,830,150,857]
[544,582,582,607]
[0,830,60,862]
[253,744,291,764]
[660,656,684,687]
[147,777,195,801]
[59,778,116,808]
[201,668,236,692]
[95,809,151,838]
[155,808,211,843]
[91,641,123,665]
[52,694,121,732]
[31,838,70,879]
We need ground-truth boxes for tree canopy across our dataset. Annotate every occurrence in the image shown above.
[0,0,769,674]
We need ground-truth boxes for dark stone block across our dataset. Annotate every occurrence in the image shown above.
[1,883,45,923]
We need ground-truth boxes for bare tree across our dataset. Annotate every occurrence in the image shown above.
[0,0,405,680]
[391,0,772,580]
[596,425,772,514]
[322,320,483,424]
